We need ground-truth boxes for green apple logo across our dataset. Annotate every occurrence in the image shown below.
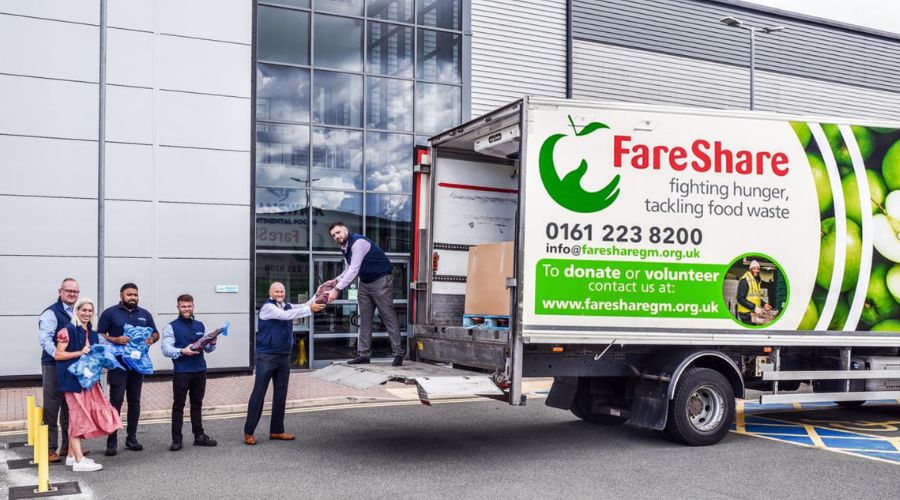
[539,115,621,213]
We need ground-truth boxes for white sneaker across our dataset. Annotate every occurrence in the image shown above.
[72,459,102,472]
[66,456,95,466]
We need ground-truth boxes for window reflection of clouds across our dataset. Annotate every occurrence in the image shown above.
[312,127,363,189]
[257,6,310,66]
[417,29,460,84]
[313,71,363,127]
[311,191,362,250]
[366,78,413,131]
[415,83,461,134]
[366,132,412,192]
[367,0,414,23]
[256,64,310,123]
[367,22,413,78]
[314,15,363,72]
[367,193,411,252]
[256,123,310,186]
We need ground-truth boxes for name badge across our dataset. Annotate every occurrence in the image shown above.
[130,350,142,360]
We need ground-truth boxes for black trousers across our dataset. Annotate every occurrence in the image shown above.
[738,312,754,325]
[243,353,291,435]
[107,368,144,443]
[42,364,68,452]
[172,372,207,442]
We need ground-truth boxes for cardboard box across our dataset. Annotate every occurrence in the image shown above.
[464,241,515,316]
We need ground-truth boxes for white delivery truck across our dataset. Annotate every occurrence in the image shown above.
[319,97,900,446]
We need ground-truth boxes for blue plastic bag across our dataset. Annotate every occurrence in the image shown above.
[68,345,125,389]
[120,323,155,375]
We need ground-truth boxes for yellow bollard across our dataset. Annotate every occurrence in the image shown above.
[26,395,35,446]
[37,424,50,493]
[33,406,43,464]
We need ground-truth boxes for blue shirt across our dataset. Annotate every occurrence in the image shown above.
[97,303,157,339]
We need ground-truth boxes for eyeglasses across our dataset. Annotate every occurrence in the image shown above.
[60,289,80,294]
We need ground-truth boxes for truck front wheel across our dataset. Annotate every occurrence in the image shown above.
[665,367,735,446]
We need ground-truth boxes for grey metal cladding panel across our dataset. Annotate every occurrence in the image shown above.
[572,0,900,94]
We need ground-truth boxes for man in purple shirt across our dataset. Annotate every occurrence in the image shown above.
[327,222,404,366]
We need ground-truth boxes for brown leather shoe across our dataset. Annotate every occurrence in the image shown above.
[47,452,61,463]
[243,434,256,445]
[269,432,295,441]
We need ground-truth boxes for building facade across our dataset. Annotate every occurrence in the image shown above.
[2,0,899,378]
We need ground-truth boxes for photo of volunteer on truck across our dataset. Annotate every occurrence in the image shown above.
[723,256,787,327]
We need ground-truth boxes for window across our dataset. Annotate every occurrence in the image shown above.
[417,0,461,30]
[257,6,310,66]
[366,78,413,131]
[366,193,412,253]
[367,0,414,23]
[312,71,363,127]
[257,64,310,123]
[417,29,461,83]
[367,22,414,78]
[255,253,310,308]
[365,132,412,192]
[255,187,309,251]
[311,127,363,189]
[311,190,362,250]
[256,123,310,188]
[314,14,363,72]
[415,82,461,134]
[314,0,363,16]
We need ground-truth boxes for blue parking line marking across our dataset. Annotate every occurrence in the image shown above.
[822,438,897,451]
[814,427,872,438]
[857,451,900,463]
[771,435,815,446]
[745,424,810,435]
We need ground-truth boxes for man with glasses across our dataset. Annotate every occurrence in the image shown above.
[326,222,405,367]
[38,277,80,462]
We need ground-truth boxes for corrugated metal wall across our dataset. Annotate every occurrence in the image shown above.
[569,0,900,121]
[573,0,900,95]
[573,41,900,121]
[470,0,567,117]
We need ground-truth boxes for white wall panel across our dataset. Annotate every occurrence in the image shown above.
[104,200,153,258]
[158,147,251,205]
[0,1,98,25]
[471,0,566,117]
[0,196,97,256]
[0,256,97,315]
[107,0,154,32]
[156,259,250,314]
[0,316,44,377]
[158,92,251,150]
[0,136,96,198]
[159,35,251,97]
[157,203,249,259]
[153,313,250,370]
[105,143,154,201]
[106,85,154,144]
[0,15,98,82]
[0,75,97,140]
[103,257,154,313]
[573,41,900,121]
[158,0,252,45]
[107,28,154,88]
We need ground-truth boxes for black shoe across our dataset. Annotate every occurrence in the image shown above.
[104,443,117,456]
[392,355,404,367]
[169,442,183,452]
[347,355,370,365]
[193,434,217,447]
[124,436,143,451]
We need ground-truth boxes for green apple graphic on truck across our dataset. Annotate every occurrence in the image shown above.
[539,116,621,213]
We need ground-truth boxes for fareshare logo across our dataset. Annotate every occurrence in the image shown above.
[539,115,621,213]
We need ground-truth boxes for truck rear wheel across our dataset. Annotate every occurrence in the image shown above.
[570,377,628,425]
[665,367,734,446]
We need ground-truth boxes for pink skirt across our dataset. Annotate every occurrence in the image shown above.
[65,385,123,440]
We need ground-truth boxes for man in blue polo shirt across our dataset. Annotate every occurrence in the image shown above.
[161,294,217,452]
[326,222,405,366]
[37,277,80,463]
[97,282,159,456]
